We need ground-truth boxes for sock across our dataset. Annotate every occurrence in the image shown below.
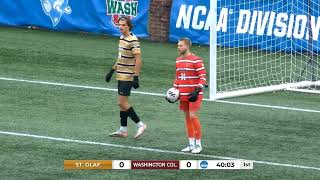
[127,107,141,123]
[185,115,195,139]
[120,126,128,132]
[137,121,144,128]
[191,116,202,140]
[196,139,202,147]
[189,138,195,147]
[120,111,128,127]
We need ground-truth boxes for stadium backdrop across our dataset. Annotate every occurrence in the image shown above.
[169,0,320,52]
[1,0,320,52]
[0,0,149,37]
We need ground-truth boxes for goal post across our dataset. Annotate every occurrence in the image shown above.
[209,0,320,100]
[209,0,217,100]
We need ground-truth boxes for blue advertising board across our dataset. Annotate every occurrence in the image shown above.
[0,0,149,37]
[170,0,320,52]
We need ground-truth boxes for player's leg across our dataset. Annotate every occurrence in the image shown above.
[121,81,146,138]
[189,111,202,153]
[109,81,131,137]
[189,96,203,154]
[181,110,196,152]
[127,104,147,138]
[109,95,130,137]
[180,101,195,152]
[109,81,146,138]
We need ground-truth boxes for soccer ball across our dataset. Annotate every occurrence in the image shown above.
[166,88,179,103]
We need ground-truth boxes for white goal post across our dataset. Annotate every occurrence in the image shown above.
[209,0,320,100]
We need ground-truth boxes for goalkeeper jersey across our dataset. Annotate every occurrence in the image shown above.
[174,54,207,101]
[112,33,141,81]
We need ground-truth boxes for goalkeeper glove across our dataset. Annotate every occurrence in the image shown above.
[188,87,201,102]
[132,76,139,89]
[105,69,115,82]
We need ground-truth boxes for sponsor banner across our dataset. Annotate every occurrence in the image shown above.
[170,0,320,52]
[0,0,149,37]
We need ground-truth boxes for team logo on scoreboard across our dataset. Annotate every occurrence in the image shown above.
[200,160,208,169]
[106,0,138,27]
[40,0,72,27]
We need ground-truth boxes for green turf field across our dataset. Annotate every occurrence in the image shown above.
[1,26,320,179]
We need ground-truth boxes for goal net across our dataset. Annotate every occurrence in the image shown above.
[210,0,320,99]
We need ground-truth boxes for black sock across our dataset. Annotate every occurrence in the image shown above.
[127,107,140,123]
[120,111,128,127]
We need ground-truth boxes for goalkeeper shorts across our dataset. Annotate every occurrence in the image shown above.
[118,80,133,96]
[179,95,203,112]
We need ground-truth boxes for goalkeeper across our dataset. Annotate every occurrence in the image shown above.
[105,16,146,138]
[167,37,207,154]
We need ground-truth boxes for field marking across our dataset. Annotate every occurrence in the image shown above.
[1,77,320,113]
[1,130,320,171]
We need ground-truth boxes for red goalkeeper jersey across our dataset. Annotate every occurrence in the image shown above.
[173,54,207,101]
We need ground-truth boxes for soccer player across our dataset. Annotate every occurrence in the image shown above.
[105,16,147,138]
[167,37,206,154]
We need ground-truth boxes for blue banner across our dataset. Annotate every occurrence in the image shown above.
[0,0,149,37]
[170,0,320,52]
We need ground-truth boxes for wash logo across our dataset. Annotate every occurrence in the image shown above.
[40,0,72,27]
[106,0,138,26]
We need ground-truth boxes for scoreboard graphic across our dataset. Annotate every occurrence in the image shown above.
[64,160,253,170]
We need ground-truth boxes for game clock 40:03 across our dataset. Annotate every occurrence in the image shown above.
[216,162,235,168]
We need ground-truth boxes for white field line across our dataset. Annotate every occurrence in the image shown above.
[1,77,320,113]
[0,130,320,171]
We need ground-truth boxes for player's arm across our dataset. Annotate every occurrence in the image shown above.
[133,53,142,76]
[194,59,207,88]
[112,62,117,71]
[173,66,178,88]
[173,79,178,88]
[188,59,206,102]
[132,39,142,76]
[105,60,117,82]
[167,76,179,103]
[167,65,178,103]
[132,53,141,89]
[132,40,142,88]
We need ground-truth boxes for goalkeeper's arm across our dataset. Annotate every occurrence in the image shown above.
[194,59,207,88]
[188,59,207,101]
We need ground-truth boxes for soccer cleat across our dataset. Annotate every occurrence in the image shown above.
[181,145,195,152]
[134,124,147,138]
[191,145,202,154]
[109,130,128,138]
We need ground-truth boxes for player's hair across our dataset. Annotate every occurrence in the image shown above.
[118,16,133,31]
[179,37,192,48]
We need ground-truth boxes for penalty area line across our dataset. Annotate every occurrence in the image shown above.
[1,77,320,113]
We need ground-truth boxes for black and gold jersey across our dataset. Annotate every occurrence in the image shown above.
[112,33,141,81]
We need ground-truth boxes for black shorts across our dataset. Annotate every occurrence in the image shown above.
[118,80,133,96]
